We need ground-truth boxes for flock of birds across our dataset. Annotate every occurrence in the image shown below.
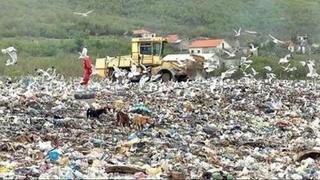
[1,65,320,179]
[69,10,319,82]
[0,16,320,179]
[203,26,319,82]
[1,8,318,83]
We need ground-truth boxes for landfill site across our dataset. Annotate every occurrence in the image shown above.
[2,0,320,179]
[0,70,320,179]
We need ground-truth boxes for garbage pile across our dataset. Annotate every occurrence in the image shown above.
[1,70,320,179]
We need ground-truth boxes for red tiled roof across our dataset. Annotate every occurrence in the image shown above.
[132,29,151,35]
[189,39,224,48]
[166,34,181,44]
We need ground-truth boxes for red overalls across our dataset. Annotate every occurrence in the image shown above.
[81,56,92,86]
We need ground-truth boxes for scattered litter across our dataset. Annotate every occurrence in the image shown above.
[1,69,320,179]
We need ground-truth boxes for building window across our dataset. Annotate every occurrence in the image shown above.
[222,43,225,49]
[197,50,200,54]
[191,50,194,54]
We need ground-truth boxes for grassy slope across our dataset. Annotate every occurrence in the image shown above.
[0,0,320,77]
[1,0,320,39]
[0,56,82,77]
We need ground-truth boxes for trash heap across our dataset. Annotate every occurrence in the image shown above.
[1,71,320,179]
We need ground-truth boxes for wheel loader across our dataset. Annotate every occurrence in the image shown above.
[95,35,205,82]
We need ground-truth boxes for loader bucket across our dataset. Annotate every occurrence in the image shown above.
[184,55,205,80]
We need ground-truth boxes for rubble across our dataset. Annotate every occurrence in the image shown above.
[1,70,320,179]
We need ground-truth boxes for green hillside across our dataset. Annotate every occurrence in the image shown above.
[1,0,320,39]
[0,0,320,77]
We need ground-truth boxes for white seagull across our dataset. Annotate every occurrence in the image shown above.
[300,61,307,67]
[1,47,18,66]
[106,56,113,62]
[73,10,94,17]
[223,49,237,58]
[249,43,259,52]
[204,63,218,73]
[128,64,140,78]
[150,74,162,82]
[251,67,259,77]
[221,66,237,79]
[278,54,291,64]
[281,64,297,72]
[204,56,219,72]
[91,66,98,76]
[306,60,318,78]
[112,66,126,79]
[268,34,286,44]
[240,57,253,67]
[233,27,241,37]
[264,66,272,72]
[35,68,53,80]
[78,47,88,59]
[245,30,259,35]
[139,74,150,89]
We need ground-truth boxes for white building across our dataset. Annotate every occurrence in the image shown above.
[189,39,232,54]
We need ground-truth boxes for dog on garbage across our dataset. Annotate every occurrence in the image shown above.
[132,114,152,130]
[116,110,130,127]
[87,106,110,119]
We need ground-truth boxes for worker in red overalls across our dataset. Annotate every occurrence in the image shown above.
[79,47,92,86]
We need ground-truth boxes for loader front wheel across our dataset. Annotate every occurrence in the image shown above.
[107,69,117,82]
[161,72,171,82]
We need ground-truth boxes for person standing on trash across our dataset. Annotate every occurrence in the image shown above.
[79,47,92,86]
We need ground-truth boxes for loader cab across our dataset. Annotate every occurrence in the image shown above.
[131,36,166,66]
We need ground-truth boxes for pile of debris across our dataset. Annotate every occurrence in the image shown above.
[0,70,320,179]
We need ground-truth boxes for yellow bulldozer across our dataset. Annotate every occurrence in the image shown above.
[95,35,205,82]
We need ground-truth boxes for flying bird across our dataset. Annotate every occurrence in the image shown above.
[305,60,318,78]
[1,47,17,66]
[279,54,291,64]
[91,66,98,76]
[267,97,284,111]
[281,64,297,72]
[128,64,140,78]
[35,68,55,82]
[204,56,219,72]
[222,49,237,58]
[139,74,150,88]
[240,57,253,68]
[112,66,126,79]
[245,30,259,35]
[249,43,258,52]
[251,67,259,77]
[139,63,149,74]
[264,66,272,72]
[150,74,162,82]
[300,61,307,67]
[268,34,286,44]
[221,66,237,79]
[266,73,276,80]
[78,47,88,59]
[233,27,241,37]
[106,56,113,62]
[73,10,94,17]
